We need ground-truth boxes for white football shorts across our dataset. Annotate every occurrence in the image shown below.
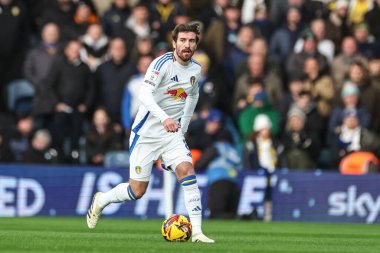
[128,131,193,181]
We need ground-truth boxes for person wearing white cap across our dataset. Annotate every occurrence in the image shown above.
[325,0,351,50]
[243,113,281,221]
[243,114,280,173]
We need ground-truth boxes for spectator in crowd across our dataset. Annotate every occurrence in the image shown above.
[331,36,368,88]
[22,129,60,164]
[80,23,109,71]
[353,22,380,60]
[325,0,351,49]
[278,75,305,126]
[348,0,373,27]
[302,57,335,118]
[331,107,380,167]
[39,0,77,41]
[128,36,154,65]
[8,115,34,162]
[223,25,255,88]
[238,86,280,141]
[47,40,94,161]
[85,107,123,166]
[241,0,265,25]
[101,0,131,38]
[149,0,186,42]
[187,108,226,152]
[294,18,335,63]
[191,51,227,113]
[282,108,321,170]
[23,22,61,130]
[286,30,329,79]
[95,38,134,124]
[153,41,169,58]
[364,0,380,42]
[247,3,274,42]
[197,0,229,35]
[195,130,241,219]
[269,6,303,72]
[125,3,151,38]
[234,55,283,109]
[0,129,14,162]
[204,3,241,65]
[346,61,380,132]
[270,0,316,28]
[243,114,282,172]
[235,37,281,82]
[73,1,99,38]
[369,57,380,91]
[121,54,154,134]
[329,82,370,138]
[288,90,325,141]
[0,0,29,112]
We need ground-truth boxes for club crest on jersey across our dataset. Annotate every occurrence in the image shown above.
[149,70,159,82]
[166,87,187,100]
[190,76,196,86]
[135,166,142,174]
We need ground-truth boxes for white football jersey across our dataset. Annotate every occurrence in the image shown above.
[131,52,201,137]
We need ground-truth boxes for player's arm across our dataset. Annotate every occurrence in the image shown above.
[138,58,180,132]
[180,76,199,134]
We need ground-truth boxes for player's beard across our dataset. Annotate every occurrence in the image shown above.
[176,48,194,62]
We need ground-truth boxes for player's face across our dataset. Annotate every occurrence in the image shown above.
[173,32,197,62]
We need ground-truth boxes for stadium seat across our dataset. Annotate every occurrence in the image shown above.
[339,152,379,175]
[104,151,130,168]
[7,79,35,113]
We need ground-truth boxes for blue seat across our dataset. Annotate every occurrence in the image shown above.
[7,79,35,113]
[104,151,130,168]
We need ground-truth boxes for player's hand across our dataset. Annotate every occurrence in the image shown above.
[163,118,180,133]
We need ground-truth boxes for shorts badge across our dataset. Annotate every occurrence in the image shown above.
[135,166,142,174]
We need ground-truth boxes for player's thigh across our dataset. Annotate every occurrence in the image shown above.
[160,133,193,171]
[129,133,160,181]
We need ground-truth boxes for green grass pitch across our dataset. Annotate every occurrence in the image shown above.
[0,217,379,253]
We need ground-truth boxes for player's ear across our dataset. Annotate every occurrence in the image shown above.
[172,40,176,50]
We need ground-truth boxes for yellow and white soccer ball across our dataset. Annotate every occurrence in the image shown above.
[161,214,192,242]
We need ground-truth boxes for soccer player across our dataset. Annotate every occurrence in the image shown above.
[87,22,215,243]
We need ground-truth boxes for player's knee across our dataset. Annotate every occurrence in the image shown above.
[133,188,146,199]
[129,180,148,200]
[175,161,195,179]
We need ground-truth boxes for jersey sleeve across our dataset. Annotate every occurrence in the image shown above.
[141,54,170,91]
[138,56,171,122]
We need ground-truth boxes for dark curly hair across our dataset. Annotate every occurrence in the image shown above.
[172,22,201,44]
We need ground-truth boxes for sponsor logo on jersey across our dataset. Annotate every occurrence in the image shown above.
[166,87,187,100]
[149,70,159,82]
[144,80,155,86]
[190,76,196,86]
[170,75,179,82]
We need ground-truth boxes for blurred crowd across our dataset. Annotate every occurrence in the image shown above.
[1,0,380,175]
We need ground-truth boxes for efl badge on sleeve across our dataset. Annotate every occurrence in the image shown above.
[190,76,196,86]
[135,166,142,174]
[149,70,159,82]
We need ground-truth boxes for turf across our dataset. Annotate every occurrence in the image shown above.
[0,217,379,253]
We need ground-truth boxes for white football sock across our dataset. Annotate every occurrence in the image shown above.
[98,183,134,208]
[180,175,203,235]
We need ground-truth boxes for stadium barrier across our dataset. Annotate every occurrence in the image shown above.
[0,165,379,224]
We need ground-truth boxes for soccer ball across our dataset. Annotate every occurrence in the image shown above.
[161,214,192,242]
